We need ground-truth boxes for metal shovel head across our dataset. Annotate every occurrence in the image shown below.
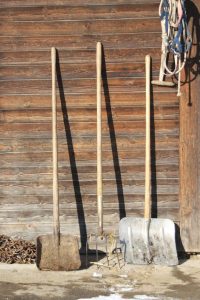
[36,234,81,271]
[119,217,178,266]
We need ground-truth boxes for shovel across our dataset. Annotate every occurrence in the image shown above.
[36,47,81,271]
[119,55,178,266]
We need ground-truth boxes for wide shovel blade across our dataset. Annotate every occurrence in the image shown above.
[36,234,81,271]
[119,217,178,266]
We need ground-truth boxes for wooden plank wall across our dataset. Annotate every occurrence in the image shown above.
[0,0,179,246]
[180,0,200,252]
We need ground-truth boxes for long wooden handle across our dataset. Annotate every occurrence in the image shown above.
[51,47,60,238]
[96,42,103,235]
[144,55,151,219]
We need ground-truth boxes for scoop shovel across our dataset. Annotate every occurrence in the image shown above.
[119,55,178,266]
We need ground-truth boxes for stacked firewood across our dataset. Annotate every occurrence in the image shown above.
[0,235,36,264]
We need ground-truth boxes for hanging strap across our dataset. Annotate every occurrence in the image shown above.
[159,0,192,76]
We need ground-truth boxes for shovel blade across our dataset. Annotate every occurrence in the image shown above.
[36,234,81,271]
[119,217,178,266]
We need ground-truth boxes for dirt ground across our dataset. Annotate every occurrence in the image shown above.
[0,255,200,300]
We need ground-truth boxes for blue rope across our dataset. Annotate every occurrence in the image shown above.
[160,0,191,56]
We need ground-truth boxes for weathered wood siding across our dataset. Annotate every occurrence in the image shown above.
[180,0,200,252]
[0,1,179,245]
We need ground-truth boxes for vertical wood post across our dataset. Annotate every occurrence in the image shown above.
[96,42,103,235]
[179,0,200,251]
[144,55,151,219]
[51,47,60,240]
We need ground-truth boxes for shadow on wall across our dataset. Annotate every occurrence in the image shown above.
[55,46,127,252]
[175,224,190,262]
[56,51,87,251]
[102,45,126,220]
[184,0,200,105]
[150,70,158,219]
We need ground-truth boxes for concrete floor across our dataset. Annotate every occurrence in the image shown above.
[0,256,200,300]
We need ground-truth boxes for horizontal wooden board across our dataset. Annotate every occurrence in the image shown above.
[0,121,179,138]
[0,181,179,197]
[0,206,179,223]
[0,195,180,208]
[0,178,178,195]
[0,77,145,94]
[0,1,160,8]
[0,150,178,165]
[0,19,160,36]
[0,166,178,181]
[0,77,176,94]
[0,48,163,65]
[0,148,179,166]
[0,106,179,123]
[0,4,159,21]
[0,33,162,51]
[0,127,179,152]
[0,193,179,206]
[0,203,180,216]
[0,62,161,80]
[0,93,178,110]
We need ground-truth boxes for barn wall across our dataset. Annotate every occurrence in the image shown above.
[0,1,180,246]
[180,0,200,252]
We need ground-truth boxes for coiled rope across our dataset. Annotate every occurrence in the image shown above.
[157,0,192,95]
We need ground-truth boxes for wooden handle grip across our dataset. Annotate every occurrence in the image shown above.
[51,47,60,238]
[144,55,152,219]
[96,42,103,235]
